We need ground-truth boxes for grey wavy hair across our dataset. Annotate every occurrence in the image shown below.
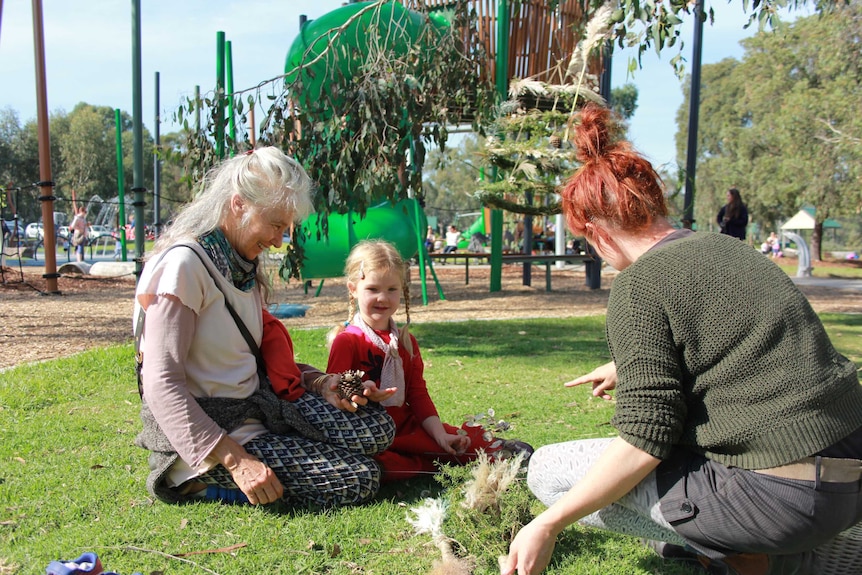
[152,146,314,256]
[148,147,314,300]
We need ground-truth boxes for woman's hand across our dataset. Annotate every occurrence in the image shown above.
[210,435,283,505]
[317,374,369,412]
[499,517,560,575]
[565,361,617,400]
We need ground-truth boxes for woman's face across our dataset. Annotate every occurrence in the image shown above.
[584,221,631,272]
[228,198,291,260]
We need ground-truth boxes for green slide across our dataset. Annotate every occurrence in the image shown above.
[295,199,427,280]
[284,1,446,279]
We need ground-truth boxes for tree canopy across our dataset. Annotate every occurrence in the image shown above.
[0,104,157,228]
[676,2,862,259]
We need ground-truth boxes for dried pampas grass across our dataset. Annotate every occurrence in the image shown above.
[461,451,525,513]
[408,498,476,575]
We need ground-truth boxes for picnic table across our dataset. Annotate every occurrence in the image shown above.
[427,251,599,290]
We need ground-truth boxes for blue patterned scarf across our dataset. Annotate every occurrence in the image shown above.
[198,228,257,292]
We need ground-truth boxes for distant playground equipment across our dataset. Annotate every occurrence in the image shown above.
[282,2,449,303]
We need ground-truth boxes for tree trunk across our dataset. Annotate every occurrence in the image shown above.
[812,221,824,262]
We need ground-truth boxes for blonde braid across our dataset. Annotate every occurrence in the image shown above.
[326,290,355,349]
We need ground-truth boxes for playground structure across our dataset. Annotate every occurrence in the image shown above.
[281,0,600,302]
[1,194,129,266]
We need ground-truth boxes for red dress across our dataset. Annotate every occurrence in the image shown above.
[327,325,496,482]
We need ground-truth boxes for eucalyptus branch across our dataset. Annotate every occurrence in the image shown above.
[235,0,389,101]
[563,2,614,142]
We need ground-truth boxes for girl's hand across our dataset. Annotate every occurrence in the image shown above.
[361,381,397,403]
[436,431,470,456]
[565,361,617,401]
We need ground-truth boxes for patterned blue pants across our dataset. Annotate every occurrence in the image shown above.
[199,393,395,507]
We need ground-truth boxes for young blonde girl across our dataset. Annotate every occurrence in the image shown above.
[326,239,532,482]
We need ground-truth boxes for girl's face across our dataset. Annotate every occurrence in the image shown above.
[349,267,402,331]
[227,196,291,261]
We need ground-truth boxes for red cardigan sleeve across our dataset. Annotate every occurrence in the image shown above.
[260,309,305,401]
[327,330,361,374]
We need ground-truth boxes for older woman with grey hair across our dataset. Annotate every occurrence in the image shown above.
[134,147,395,507]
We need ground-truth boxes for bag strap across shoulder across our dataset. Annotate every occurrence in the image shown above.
[135,243,265,399]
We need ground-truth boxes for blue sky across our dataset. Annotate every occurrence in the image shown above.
[0,1,797,170]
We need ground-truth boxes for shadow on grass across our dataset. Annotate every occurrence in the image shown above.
[413,318,608,361]
[376,473,446,505]
[551,528,704,574]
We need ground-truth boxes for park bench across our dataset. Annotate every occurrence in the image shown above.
[501,253,597,291]
[426,252,491,285]
[427,251,597,291]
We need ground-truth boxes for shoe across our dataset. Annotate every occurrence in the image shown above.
[205,485,249,504]
[643,539,703,564]
[490,439,534,463]
[46,552,103,575]
[695,553,771,575]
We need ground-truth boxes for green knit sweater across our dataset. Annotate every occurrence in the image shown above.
[607,232,862,469]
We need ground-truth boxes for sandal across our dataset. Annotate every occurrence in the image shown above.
[45,552,103,575]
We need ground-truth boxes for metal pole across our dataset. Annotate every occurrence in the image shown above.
[31,0,59,293]
[153,71,161,238]
[682,0,705,229]
[115,109,127,261]
[584,39,614,290]
[226,40,236,156]
[216,31,226,159]
[131,0,146,276]
[489,0,509,293]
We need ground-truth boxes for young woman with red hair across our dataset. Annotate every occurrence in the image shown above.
[501,104,862,575]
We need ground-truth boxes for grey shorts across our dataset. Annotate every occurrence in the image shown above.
[656,450,862,559]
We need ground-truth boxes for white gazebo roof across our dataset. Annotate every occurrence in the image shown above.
[780,207,841,230]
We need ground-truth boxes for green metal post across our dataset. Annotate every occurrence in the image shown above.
[490,0,509,292]
[225,40,236,156]
[115,109,127,262]
[216,31,226,160]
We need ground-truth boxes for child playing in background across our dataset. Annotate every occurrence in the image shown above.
[325,239,532,482]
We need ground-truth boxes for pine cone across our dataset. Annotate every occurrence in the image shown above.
[338,370,366,401]
[549,135,562,149]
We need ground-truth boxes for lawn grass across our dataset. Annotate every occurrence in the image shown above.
[775,259,862,279]
[1,315,861,575]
